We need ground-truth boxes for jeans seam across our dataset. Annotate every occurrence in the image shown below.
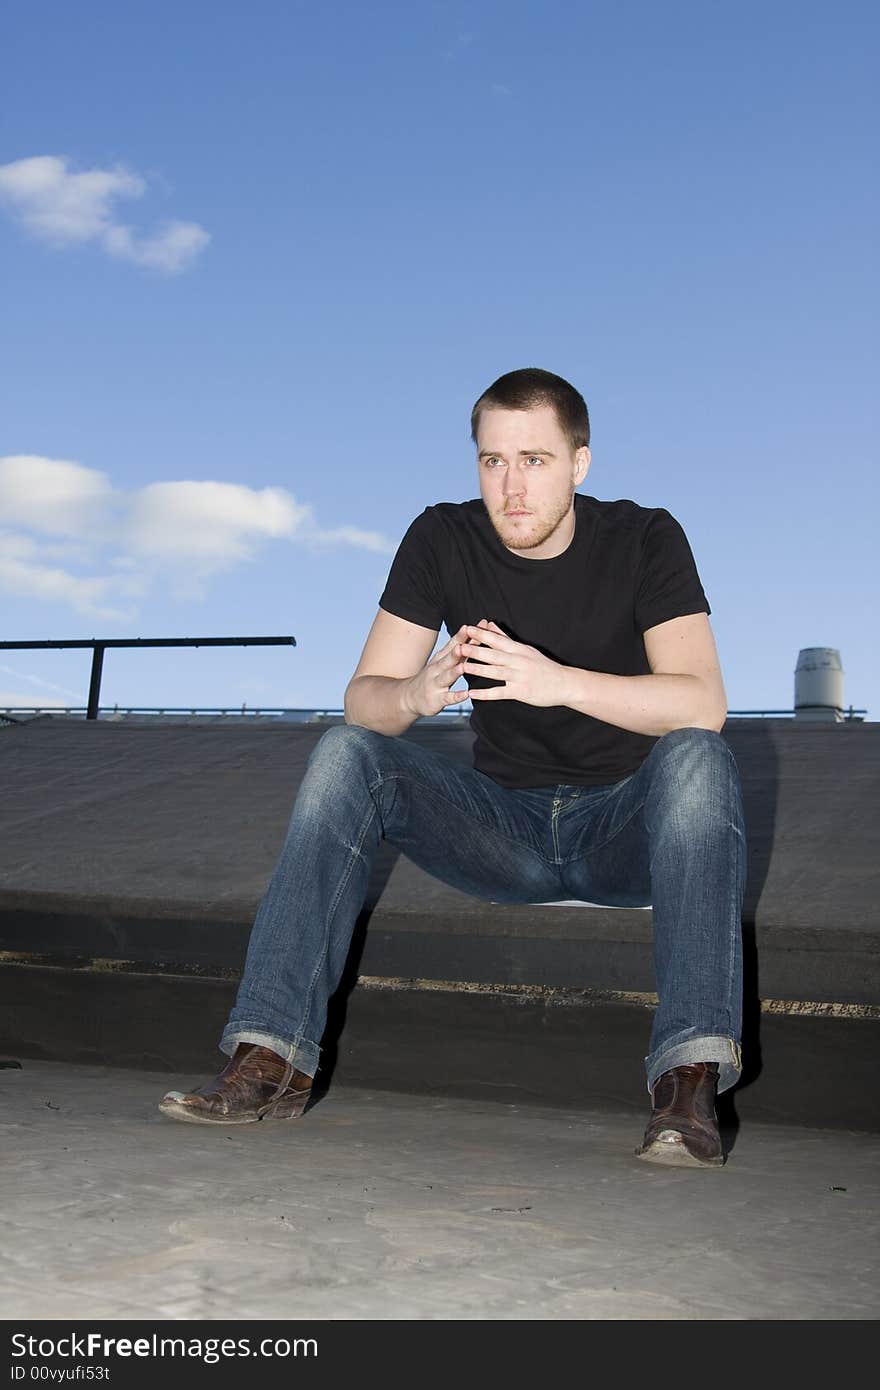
[295,798,380,1046]
[367,770,555,867]
[724,758,746,1038]
[559,795,647,866]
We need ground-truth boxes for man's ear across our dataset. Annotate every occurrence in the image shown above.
[574,446,591,485]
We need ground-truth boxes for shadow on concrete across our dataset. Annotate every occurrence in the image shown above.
[314,840,402,1100]
[717,721,779,1145]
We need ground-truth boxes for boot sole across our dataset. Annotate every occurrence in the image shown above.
[157,1093,311,1125]
[634,1130,724,1168]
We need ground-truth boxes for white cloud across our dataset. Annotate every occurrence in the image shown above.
[0,455,395,618]
[0,155,144,242]
[128,481,310,567]
[0,533,134,620]
[0,454,113,536]
[101,219,210,273]
[307,524,396,555]
[0,155,209,274]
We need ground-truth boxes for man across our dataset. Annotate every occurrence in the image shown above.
[160,368,746,1168]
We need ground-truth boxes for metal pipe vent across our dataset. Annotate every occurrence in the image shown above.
[794,648,844,722]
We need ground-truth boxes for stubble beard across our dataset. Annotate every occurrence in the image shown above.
[489,484,576,553]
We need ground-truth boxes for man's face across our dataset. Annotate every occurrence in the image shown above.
[476,404,591,559]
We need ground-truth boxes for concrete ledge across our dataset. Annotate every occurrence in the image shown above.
[1,884,877,1006]
[2,961,878,1133]
[1,719,877,1004]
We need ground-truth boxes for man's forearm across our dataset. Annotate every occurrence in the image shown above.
[343,674,418,736]
[561,668,726,737]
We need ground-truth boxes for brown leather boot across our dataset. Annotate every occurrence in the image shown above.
[635,1061,724,1167]
[158,1043,313,1125]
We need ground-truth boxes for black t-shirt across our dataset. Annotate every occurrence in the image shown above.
[379,493,710,788]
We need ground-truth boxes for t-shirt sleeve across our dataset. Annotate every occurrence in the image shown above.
[378,508,445,631]
[635,509,711,633]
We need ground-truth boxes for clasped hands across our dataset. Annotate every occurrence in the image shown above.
[405,619,571,718]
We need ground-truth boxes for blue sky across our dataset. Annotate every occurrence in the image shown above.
[1,0,877,717]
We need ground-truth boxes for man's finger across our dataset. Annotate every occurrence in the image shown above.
[437,652,466,678]
[468,685,508,701]
[461,643,504,665]
[464,625,511,650]
[430,630,465,664]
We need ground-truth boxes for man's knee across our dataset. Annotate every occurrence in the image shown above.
[655,726,729,765]
[649,727,739,819]
[300,723,389,802]
[312,721,387,765]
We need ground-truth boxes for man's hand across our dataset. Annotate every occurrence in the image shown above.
[462,620,571,707]
[401,625,472,718]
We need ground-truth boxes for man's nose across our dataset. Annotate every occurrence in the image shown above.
[502,466,526,496]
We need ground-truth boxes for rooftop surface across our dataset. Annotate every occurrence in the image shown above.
[2,1059,878,1322]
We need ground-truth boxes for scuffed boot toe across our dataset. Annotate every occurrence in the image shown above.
[635,1061,724,1168]
[158,1043,313,1126]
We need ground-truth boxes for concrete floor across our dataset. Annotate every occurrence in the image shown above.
[2,1060,878,1321]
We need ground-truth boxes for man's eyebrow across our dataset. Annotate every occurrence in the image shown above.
[477,447,556,459]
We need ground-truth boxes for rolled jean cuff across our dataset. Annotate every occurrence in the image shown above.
[645,1033,742,1096]
[220,1025,320,1079]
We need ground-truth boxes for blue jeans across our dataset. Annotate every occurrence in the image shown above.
[222,724,746,1094]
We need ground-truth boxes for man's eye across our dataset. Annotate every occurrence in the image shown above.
[526,456,543,465]
[484,457,503,467]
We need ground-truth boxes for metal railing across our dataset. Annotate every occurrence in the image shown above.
[0,705,473,725]
[0,704,867,724]
[0,636,296,720]
[726,708,867,720]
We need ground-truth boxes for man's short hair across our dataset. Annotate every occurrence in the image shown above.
[470,368,591,451]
